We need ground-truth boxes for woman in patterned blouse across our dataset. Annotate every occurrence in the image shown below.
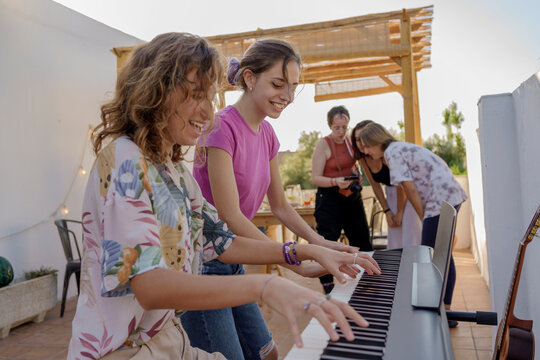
[357,122,467,314]
[67,32,380,360]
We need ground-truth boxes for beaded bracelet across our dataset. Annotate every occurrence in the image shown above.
[283,242,294,265]
[283,241,302,266]
[290,242,302,265]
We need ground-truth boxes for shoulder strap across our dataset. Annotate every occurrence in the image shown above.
[344,136,355,159]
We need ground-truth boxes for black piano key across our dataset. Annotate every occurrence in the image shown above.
[321,344,384,360]
[336,329,387,342]
[329,340,385,352]
[347,325,388,335]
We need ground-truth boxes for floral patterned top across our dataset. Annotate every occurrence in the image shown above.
[68,137,235,359]
[384,142,467,219]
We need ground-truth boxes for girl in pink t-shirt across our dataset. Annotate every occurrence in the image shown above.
[185,39,375,360]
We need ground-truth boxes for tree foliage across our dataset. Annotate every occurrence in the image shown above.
[279,131,321,189]
[424,102,467,174]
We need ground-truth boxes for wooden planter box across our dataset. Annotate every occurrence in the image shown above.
[0,274,57,338]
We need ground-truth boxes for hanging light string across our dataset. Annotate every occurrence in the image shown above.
[0,125,94,241]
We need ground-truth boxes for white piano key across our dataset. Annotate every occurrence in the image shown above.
[285,252,375,359]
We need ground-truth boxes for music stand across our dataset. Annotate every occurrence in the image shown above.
[411,201,457,311]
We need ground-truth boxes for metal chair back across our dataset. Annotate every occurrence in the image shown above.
[54,219,82,262]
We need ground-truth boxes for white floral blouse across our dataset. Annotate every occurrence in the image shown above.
[384,141,467,219]
[68,137,235,359]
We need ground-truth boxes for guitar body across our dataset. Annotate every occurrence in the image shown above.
[492,206,540,360]
[506,327,535,360]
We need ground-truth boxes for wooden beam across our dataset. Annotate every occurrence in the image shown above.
[303,53,425,72]
[412,69,422,145]
[303,66,402,83]
[302,62,429,83]
[217,91,226,110]
[110,47,134,72]
[214,41,411,63]
[314,86,399,102]
[379,75,402,94]
[204,6,431,43]
[400,9,422,145]
[305,63,401,79]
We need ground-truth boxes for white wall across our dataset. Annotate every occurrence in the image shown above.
[477,71,540,357]
[0,0,142,300]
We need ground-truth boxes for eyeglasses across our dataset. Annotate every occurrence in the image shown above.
[331,125,349,131]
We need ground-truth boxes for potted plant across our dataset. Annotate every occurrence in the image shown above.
[0,266,58,338]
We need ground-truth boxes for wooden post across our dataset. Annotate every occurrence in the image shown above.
[110,47,133,74]
[400,9,422,145]
[412,69,422,145]
[217,90,226,110]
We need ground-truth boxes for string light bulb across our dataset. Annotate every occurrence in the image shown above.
[79,166,86,175]
[61,204,69,215]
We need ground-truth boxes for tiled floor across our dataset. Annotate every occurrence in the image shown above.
[0,248,493,359]
[447,249,495,360]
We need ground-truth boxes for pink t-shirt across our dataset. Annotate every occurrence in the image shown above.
[194,106,280,219]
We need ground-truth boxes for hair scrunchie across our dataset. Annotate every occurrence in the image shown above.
[227,57,241,86]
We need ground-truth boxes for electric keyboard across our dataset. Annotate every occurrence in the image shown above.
[286,246,454,359]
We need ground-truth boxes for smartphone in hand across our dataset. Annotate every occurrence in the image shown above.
[343,174,359,181]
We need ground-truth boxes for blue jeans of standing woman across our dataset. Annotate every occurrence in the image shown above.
[421,204,461,305]
[180,259,274,360]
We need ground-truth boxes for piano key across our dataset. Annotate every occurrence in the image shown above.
[286,247,454,359]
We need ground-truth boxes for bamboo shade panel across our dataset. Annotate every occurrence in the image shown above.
[203,5,433,99]
[112,5,433,104]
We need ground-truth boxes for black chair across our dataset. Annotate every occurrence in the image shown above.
[54,219,82,317]
[362,196,388,249]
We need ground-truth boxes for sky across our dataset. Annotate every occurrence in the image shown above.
[53,0,540,152]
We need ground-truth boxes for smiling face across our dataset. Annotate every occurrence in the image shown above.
[247,60,300,119]
[165,68,215,148]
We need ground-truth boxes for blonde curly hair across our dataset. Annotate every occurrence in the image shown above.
[92,32,223,164]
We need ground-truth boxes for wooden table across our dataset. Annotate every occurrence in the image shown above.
[251,207,316,240]
[251,207,316,275]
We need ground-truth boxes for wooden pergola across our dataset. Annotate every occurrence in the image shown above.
[112,6,433,144]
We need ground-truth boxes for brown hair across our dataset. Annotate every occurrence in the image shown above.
[350,120,374,159]
[357,122,397,151]
[92,32,223,164]
[227,39,301,94]
[327,106,350,128]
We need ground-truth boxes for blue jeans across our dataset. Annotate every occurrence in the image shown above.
[180,259,274,360]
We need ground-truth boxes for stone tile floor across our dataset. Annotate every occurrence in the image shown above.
[0,248,493,359]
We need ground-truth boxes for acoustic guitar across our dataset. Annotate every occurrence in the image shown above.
[492,206,538,360]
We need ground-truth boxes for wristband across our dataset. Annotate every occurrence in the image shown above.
[384,208,391,214]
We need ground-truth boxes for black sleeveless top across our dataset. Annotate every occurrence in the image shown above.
[370,163,392,186]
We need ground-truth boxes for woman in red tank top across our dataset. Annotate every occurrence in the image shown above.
[311,106,371,293]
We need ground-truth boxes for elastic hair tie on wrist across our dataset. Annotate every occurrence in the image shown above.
[259,275,277,302]
[384,208,391,213]
[227,57,241,86]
